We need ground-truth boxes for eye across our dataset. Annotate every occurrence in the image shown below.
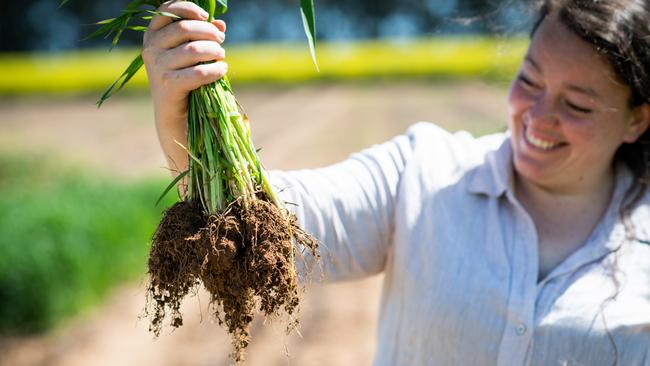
[565,100,593,114]
[518,74,539,89]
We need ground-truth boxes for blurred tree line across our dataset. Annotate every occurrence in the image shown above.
[0,0,532,52]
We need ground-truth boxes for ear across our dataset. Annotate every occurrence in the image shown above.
[623,102,650,143]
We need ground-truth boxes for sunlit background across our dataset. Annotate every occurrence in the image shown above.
[1,1,531,365]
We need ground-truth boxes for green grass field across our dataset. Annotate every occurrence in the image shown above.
[0,154,174,334]
[0,37,527,95]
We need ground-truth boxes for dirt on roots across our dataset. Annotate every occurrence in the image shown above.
[145,198,318,364]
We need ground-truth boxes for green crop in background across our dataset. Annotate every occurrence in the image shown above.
[0,154,173,334]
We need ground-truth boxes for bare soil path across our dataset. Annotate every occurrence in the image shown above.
[0,81,507,366]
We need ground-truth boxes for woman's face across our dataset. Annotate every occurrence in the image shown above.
[507,14,649,192]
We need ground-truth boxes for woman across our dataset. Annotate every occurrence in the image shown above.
[142,0,650,364]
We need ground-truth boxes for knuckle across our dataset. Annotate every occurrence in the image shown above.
[185,42,201,55]
[193,66,210,80]
[176,20,192,34]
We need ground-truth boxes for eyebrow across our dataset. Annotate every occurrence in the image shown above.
[524,55,602,101]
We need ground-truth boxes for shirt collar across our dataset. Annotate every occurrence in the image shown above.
[468,137,646,246]
[466,138,643,242]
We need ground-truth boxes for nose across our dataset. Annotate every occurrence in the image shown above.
[526,94,558,127]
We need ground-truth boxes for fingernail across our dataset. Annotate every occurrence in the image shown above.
[200,10,209,19]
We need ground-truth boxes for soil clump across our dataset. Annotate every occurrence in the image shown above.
[145,198,318,364]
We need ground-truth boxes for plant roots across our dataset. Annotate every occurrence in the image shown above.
[145,198,318,364]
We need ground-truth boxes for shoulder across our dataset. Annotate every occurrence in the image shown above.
[406,122,506,159]
[403,122,509,183]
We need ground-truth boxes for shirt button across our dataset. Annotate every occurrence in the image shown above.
[515,323,527,336]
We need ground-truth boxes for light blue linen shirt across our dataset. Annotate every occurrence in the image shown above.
[272,122,650,365]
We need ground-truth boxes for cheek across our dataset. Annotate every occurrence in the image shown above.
[560,113,599,140]
[507,83,529,126]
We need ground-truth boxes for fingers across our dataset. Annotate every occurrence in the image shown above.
[148,1,208,32]
[152,20,225,49]
[142,1,229,105]
[161,40,226,70]
[163,62,229,93]
[212,19,226,33]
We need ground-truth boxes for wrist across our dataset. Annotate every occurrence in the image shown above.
[153,94,188,125]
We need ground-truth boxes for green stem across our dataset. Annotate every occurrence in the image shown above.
[183,60,282,213]
[207,0,216,21]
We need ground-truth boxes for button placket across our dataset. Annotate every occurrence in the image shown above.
[516,323,527,336]
[496,200,538,366]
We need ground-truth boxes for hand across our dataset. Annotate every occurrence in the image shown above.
[142,1,227,175]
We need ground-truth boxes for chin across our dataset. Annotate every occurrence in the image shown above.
[513,156,546,185]
[510,136,557,188]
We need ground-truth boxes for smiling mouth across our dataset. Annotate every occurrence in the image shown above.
[524,127,566,150]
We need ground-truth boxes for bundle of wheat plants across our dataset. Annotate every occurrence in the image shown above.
[63,0,320,362]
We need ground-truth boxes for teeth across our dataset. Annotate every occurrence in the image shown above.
[525,129,561,150]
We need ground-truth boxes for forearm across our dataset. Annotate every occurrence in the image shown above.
[154,99,190,176]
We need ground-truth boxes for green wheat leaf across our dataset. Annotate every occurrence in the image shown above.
[111,28,125,48]
[207,0,216,19]
[215,0,228,16]
[95,18,117,25]
[126,26,148,32]
[146,10,182,20]
[300,0,319,71]
[82,17,124,41]
[156,169,189,206]
[97,54,144,107]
